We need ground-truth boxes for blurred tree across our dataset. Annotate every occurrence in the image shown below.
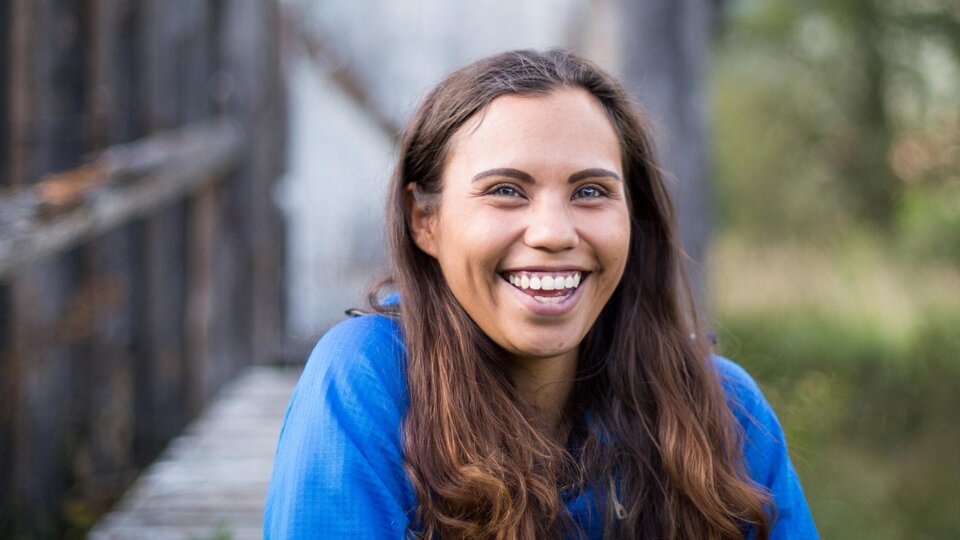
[712,0,960,242]
[830,0,898,228]
[618,0,722,307]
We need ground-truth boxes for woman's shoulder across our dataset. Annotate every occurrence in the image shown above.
[297,313,408,406]
[282,313,410,444]
[710,355,781,446]
[710,356,820,537]
[312,311,404,357]
[265,313,416,537]
[711,355,767,411]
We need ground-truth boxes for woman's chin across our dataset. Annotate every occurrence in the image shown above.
[505,338,579,364]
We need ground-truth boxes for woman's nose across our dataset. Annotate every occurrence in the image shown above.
[523,199,579,252]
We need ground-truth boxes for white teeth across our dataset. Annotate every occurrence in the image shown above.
[504,271,583,292]
[533,295,564,304]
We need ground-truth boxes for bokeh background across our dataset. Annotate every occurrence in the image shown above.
[2,0,958,538]
[709,1,960,537]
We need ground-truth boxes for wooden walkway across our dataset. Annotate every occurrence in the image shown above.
[88,366,301,540]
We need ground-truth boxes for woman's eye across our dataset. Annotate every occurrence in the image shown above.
[574,185,605,199]
[490,184,521,197]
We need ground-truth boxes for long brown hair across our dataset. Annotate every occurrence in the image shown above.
[374,49,772,539]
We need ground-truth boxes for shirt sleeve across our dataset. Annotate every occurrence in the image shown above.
[714,357,820,539]
[264,315,415,539]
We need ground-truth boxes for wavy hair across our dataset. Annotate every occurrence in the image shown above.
[373,49,772,539]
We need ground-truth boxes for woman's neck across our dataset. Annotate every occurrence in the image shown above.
[509,349,579,442]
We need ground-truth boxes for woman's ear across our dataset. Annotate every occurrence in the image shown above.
[407,183,439,258]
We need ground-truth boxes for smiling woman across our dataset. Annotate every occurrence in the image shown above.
[264,49,818,539]
[410,89,630,374]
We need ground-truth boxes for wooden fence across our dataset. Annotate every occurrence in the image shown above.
[0,1,285,537]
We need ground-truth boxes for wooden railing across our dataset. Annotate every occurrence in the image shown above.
[0,118,243,279]
[1,2,286,538]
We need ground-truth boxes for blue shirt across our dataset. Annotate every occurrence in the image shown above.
[264,314,818,538]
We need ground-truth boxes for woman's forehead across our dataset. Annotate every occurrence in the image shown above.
[444,89,623,176]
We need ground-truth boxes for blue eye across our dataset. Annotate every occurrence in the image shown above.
[574,185,605,199]
[490,184,522,197]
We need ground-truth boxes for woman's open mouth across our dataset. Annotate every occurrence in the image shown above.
[499,270,585,304]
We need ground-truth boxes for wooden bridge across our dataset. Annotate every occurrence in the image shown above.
[88,366,300,540]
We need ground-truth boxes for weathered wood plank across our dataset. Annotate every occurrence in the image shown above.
[88,366,300,540]
[4,1,87,536]
[8,255,82,536]
[176,0,212,124]
[0,0,15,530]
[249,1,286,369]
[219,1,286,371]
[180,0,216,420]
[133,0,190,465]
[0,118,244,280]
[75,0,140,519]
[0,0,9,184]
[185,186,217,418]
[2,1,28,535]
[6,0,34,190]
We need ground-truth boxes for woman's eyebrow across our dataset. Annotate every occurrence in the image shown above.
[472,167,622,184]
[567,168,622,183]
[472,168,535,184]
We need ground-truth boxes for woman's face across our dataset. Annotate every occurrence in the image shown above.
[412,88,631,365]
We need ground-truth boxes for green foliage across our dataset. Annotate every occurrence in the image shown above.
[716,306,960,539]
[711,3,960,531]
[897,182,960,263]
[712,0,960,250]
